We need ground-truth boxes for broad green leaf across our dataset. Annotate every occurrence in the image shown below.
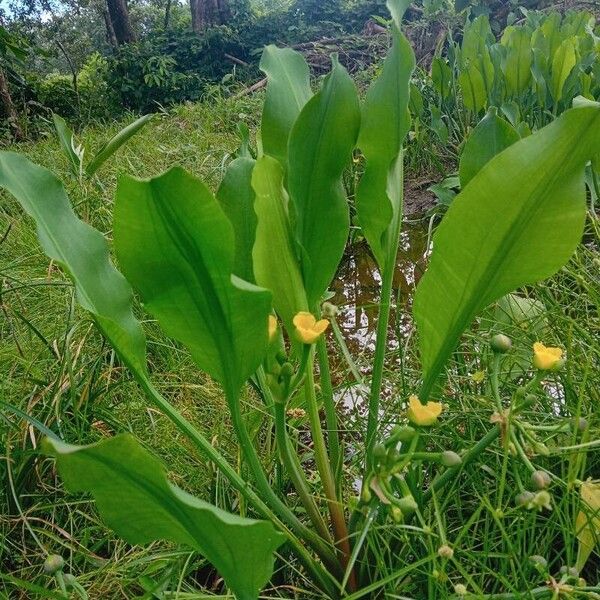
[85,114,153,177]
[576,480,600,572]
[409,82,424,117]
[288,56,360,307]
[461,15,495,101]
[431,57,452,100]
[114,167,272,397]
[541,12,564,60]
[355,0,415,268]
[52,113,83,177]
[217,156,257,283]
[459,63,486,113]
[252,155,308,330]
[550,37,577,104]
[259,45,312,168]
[45,435,285,600]
[413,103,600,398]
[501,26,533,97]
[430,105,449,143]
[0,152,147,375]
[459,107,520,187]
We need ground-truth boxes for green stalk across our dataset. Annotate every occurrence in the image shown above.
[304,359,355,590]
[422,425,500,503]
[316,336,342,490]
[138,376,338,595]
[364,159,405,470]
[226,388,340,574]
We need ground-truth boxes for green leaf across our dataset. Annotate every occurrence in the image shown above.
[501,26,533,97]
[461,16,495,102]
[45,435,285,600]
[459,107,520,187]
[355,0,415,268]
[288,56,360,307]
[550,37,577,104]
[0,151,147,375]
[260,45,312,168]
[217,157,257,283]
[114,167,272,397]
[459,62,486,113]
[85,114,153,177]
[252,155,308,330]
[52,113,83,177]
[413,103,600,399]
[431,57,452,100]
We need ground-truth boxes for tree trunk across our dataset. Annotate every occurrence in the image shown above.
[190,0,230,32]
[0,67,23,141]
[102,6,119,48]
[106,0,136,45]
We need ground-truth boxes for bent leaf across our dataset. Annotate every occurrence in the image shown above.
[355,0,415,268]
[45,435,285,600]
[52,113,83,177]
[288,56,360,307]
[260,45,312,168]
[459,107,520,187]
[115,167,272,398]
[0,152,147,375]
[85,114,153,176]
[551,37,577,104]
[414,103,600,399]
[217,156,257,283]
[252,155,308,330]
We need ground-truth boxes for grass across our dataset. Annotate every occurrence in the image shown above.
[1,90,600,599]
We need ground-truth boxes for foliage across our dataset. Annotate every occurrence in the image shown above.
[2,1,600,598]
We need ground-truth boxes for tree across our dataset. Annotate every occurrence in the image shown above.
[106,0,135,44]
[190,0,230,32]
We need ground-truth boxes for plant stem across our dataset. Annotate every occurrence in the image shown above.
[226,388,340,574]
[316,336,342,489]
[138,374,338,595]
[304,359,356,590]
[422,425,500,503]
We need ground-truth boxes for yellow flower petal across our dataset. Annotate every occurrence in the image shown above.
[533,342,563,370]
[268,315,278,341]
[407,395,443,427]
[293,312,329,344]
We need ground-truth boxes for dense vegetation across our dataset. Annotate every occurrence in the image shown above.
[1,0,600,599]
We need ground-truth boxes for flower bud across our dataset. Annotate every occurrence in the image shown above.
[373,444,387,463]
[43,555,64,575]
[574,417,588,432]
[437,544,454,559]
[531,470,551,490]
[441,451,462,467]
[361,482,372,503]
[388,425,416,444]
[491,333,512,353]
[454,583,468,596]
[516,491,535,508]
[397,495,418,515]
[63,573,77,589]
[386,448,401,466]
[391,506,403,522]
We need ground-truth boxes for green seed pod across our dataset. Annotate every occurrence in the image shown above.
[529,555,548,571]
[574,417,588,432]
[361,478,372,503]
[43,555,64,575]
[491,333,512,353]
[391,506,403,523]
[386,448,401,467]
[454,583,468,596]
[531,470,551,490]
[516,491,535,508]
[321,301,338,318]
[437,544,454,559]
[372,444,387,463]
[441,451,462,467]
[63,573,77,589]
[522,394,538,409]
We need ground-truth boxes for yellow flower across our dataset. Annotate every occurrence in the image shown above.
[532,342,563,371]
[293,311,329,344]
[407,395,443,427]
[268,315,278,341]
